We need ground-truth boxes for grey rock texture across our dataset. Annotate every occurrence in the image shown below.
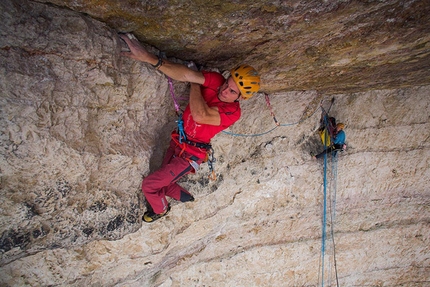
[0,0,429,286]
[0,0,168,265]
[34,0,430,94]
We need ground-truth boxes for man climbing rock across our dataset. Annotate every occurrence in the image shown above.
[313,123,346,159]
[119,33,261,222]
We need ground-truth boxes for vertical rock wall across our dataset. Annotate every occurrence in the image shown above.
[0,0,429,286]
[0,0,180,265]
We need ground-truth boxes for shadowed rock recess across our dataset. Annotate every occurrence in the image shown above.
[0,0,429,286]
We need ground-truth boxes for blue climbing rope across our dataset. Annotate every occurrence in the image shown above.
[319,108,340,287]
[176,113,186,144]
[167,77,187,143]
[223,93,321,137]
[330,152,340,287]
[321,115,329,287]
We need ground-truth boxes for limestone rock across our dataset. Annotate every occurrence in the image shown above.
[0,0,429,286]
[0,0,175,265]
[34,0,430,94]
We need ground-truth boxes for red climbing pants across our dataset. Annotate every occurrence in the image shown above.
[141,139,204,214]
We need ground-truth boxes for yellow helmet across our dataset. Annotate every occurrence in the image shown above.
[337,123,345,130]
[230,65,261,99]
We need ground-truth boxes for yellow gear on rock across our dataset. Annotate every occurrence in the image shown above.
[319,129,331,147]
[230,65,261,99]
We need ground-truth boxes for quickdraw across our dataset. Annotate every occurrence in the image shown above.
[206,148,216,181]
[176,113,186,144]
[168,77,186,143]
[265,93,280,126]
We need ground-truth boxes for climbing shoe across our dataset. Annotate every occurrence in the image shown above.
[142,205,171,223]
[180,191,195,202]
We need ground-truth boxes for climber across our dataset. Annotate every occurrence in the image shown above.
[313,123,346,159]
[317,99,336,147]
[119,33,261,223]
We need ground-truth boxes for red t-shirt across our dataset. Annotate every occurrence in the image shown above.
[182,71,241,158]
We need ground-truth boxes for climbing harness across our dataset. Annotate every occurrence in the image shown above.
[167,77,217,180]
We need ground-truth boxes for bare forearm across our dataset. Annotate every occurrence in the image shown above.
[189,83,208,118]
[189,83,220,126]
[158,60,202,83]
[119,33,204,84]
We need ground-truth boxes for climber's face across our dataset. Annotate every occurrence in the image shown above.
[218,77,241,102]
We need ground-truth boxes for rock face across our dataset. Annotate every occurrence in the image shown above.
[0,0,429,286]
[1,0,190,264]
[34,0,430,94]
